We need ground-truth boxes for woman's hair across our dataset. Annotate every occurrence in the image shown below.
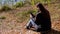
[37,3,46,12]
[37,3,43,8]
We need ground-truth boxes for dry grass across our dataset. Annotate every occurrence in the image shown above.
[0,3,60,34]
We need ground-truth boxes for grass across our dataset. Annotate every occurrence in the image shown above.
[0,16,6,19]
[0,2,60,34]
[13,2,24,8]
[0,5,12,11]
[15,9,37,23]
[0,0,55,11]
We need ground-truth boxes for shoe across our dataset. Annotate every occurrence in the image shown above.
[25,26,30,30]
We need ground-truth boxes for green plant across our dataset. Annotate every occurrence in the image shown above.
[0,16,6,19]
[13,2,24,8]
[1,5,11,11]
[28,9,37,15]
[31,0,35,6]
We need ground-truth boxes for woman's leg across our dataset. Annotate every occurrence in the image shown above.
[26,18,39,30]
[26,19,32,27]
[26,18,33,29]
[30,19,38,30]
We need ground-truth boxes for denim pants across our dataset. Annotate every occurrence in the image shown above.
[26,18,41,30]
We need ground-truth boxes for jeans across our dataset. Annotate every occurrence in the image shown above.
[26,18,41,30]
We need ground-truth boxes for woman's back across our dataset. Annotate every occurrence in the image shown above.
[35,12,51,32]
[35,3,51,32]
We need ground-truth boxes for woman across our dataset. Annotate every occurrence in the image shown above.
[35,4,51,34]
[26,3,51,33]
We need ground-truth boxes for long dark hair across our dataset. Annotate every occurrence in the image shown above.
[37,3,48,13]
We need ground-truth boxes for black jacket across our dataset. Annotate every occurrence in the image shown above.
[35,11,51,31]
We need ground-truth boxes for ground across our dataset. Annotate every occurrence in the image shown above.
[0,3,60,34]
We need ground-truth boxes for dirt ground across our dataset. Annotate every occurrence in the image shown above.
[0,4,60,34]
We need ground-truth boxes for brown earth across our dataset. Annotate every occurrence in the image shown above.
[0,4,60,34]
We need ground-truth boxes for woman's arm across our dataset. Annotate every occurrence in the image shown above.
[30,12,35,18]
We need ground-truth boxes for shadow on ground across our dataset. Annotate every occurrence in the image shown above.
[36,29,60,34]
[47,29,60,34]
